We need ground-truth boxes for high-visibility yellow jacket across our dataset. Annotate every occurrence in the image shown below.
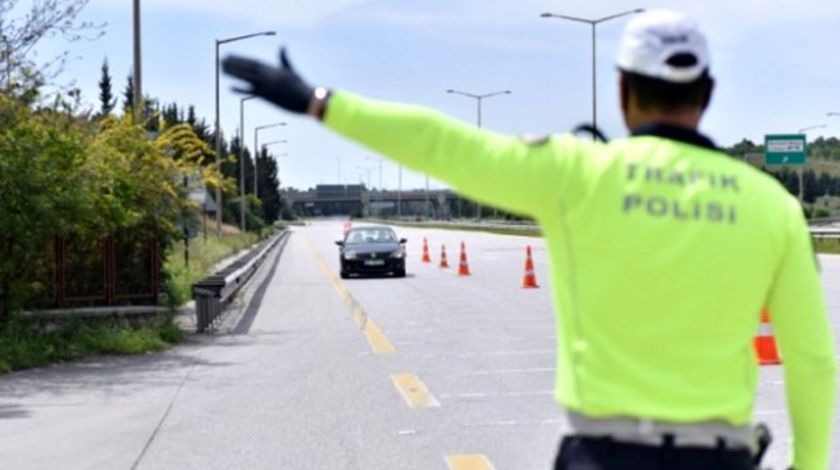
[324,91,837,470]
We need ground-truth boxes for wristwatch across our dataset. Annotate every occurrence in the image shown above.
[307,87,332,121]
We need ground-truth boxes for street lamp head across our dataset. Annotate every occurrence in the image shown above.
[446,89,455,93]
[798,124,827,133]
[539,12,554,18]
[263,31,277,36]
[633,8,646,13]
[256,122,287,131]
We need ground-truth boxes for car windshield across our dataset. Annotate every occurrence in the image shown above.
[346,228,396,244]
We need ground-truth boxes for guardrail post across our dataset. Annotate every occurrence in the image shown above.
[192,278,224,333]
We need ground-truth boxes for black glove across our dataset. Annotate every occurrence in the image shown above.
[222,47,314,114]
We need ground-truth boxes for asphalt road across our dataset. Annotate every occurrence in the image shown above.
[0,219,838,469]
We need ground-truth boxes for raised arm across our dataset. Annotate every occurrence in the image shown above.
[222,48,587,218]
[766,199,838,470]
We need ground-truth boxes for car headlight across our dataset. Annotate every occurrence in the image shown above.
[389,249,404,259]
[344,251,357,260]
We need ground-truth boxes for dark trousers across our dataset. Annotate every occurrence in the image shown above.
[554,436,755,470]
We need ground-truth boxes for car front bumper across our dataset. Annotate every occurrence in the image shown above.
[342,257,405,274]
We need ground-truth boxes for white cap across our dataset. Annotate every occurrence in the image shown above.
[617,10,710,83]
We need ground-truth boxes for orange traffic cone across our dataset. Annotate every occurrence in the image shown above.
[422,238,431,263]
[754,308,781,365]
[440,245,450,269]
[458,241,471,276]
[522,245,539,289]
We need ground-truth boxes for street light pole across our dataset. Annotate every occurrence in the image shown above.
[397,164,402,218]
[214,30,276,237]
[425,176,430,219]
[447,89,512,130]
[540,9,644,137]
[366,157,384,218]
[591,23,596,130]
[254,122,287,196]
[132,0,142,121]
[358,167,374,186]
[366,157,383,189]
[447,88,512,219]
[239,95,257,232]
[796,124,827,205]
[357,166,374,217]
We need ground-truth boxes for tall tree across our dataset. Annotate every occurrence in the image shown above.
[161,102,180,127]
[142,95,158,132]
[0,0,105,102]
[186,105,197,127]
[97,58,115,115]
[257,147,282,223]
[122,73,134,114]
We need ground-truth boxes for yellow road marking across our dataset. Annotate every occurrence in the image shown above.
[306,236,395,355]
[446,454,496,470]
[391,373,440,409]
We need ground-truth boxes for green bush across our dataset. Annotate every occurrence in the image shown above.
[0,315,184,374]
[811,207,831,219]
[0,95,224,323]
[164,232,259,306]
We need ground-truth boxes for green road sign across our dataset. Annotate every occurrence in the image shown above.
[765,134,807,165]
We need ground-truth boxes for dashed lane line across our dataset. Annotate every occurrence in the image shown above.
[306,236,395,355]
[446,454,496,470]
[391,372,441,409]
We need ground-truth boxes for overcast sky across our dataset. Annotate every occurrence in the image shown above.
[31,0,840,190]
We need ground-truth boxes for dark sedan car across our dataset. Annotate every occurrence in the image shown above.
[336,226,407,278]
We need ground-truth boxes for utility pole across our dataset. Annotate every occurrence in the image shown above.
[132,0,142,121]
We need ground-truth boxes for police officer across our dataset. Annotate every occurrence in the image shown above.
[223,10,836,470]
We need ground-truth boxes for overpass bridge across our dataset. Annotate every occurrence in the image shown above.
[282,184,476,219]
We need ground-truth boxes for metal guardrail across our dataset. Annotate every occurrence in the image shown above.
[192,229,290,333]
[808,216,840,226]
[365,218,541,234]
[810,227,840,239]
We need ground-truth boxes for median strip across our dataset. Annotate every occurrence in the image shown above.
[391,372,440,409]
